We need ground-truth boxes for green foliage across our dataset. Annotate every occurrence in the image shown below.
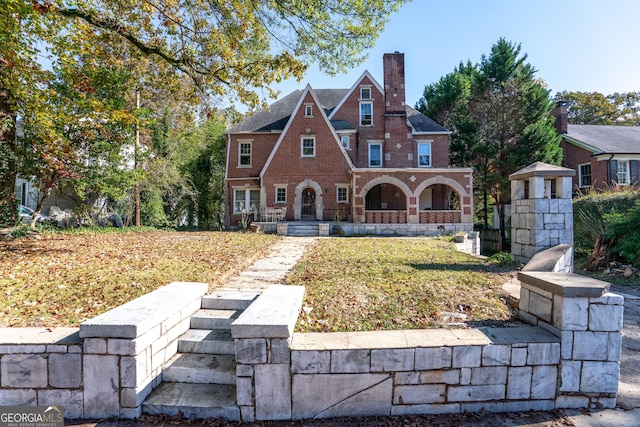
[604,200,640,265]
[417,38,561,239]
[182,119,227,230]
[573,189,640,259]
[555,91,640,126]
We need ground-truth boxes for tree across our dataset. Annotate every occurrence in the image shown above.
[417,39,562,248]
[1,0,406,225]
[555,90,640,126]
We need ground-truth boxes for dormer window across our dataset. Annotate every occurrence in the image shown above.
[360,87,371,100]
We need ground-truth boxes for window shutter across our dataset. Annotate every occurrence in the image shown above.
[631,160,639,186]
[609,160,617,185]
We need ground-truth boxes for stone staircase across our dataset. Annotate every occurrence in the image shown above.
[142,288,260,421]
[286,222,322,236]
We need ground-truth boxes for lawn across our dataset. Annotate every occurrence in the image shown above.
[286,237,516,332]
[0,230,281,327]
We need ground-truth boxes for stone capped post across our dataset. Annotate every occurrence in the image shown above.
[509,162,575,265]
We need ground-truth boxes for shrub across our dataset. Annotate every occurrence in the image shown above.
[605,200,640,265]
[573,189,640,259]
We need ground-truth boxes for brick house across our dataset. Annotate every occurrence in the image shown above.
[553,101,640,192]
[224,53,473,234]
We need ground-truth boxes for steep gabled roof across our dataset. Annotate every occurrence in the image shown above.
[565,124,640,155]
[328,70,384,120]
[259,84,356,178]
[227,89,348,133]
[226,70,450,135]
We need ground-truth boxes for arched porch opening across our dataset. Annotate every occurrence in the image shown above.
[364,183,408,224]
[418,183,462,224]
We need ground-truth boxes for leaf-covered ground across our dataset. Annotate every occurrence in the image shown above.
[287,237,516,332]
[0,230,280,327]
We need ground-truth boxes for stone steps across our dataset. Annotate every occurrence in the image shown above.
[142,382,240,421]
[177,328,234,355]
[190,308,240,329]
[202,289,260,310]
[287,224,320,236]
[142,289,256,420]
[163,353,236,384]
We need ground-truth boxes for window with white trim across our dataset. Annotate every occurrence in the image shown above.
[417,142,432,167]
[301,136,316,157]
[579,163,592,187]
[275,186,287,203]
[341,135,350,150]
[238,142,252,167]
[617,160,630,185]
[336,186,349,203]
[369,142,382,167]
[360,101,372,126]
[304,105,313,117]
[360,87,371,100]
[234,189,260,214]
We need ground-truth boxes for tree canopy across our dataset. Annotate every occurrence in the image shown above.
[417,38,562,248]
[1,0,406,225]
[555,90,640,126]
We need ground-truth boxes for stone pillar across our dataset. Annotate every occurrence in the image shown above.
[231,285,305,422]
[517,272,623,410]
[509,162,576,265]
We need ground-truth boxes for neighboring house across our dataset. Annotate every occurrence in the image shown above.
[553,101,640,192]
[224,52,474,234]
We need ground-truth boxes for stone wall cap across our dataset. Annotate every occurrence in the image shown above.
[231,285,305,339]
[518,271,609,297]
[509,162,576,180]
[0,327,81,344]
[291,325,557,350]
[80,281,208,338]
[521,245,572,272]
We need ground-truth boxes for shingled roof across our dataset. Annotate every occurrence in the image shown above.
[566,124,640,154]
[226,88,449,134]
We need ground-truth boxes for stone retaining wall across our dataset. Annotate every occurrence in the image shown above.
[232,273,622,421]
[0,282,207,419]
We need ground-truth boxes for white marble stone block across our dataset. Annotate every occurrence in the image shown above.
[527,343,560,365]
[531,365,557,399]
[470,366,507,385]
[83,354,119,418]
[559,360,581,392]
[482,345,511,366]
[452,347,481,368]
[447,384,505,402]
[292,374,391,419]
[291,350,330,374]
[589,304,624,332]
[371,349,414,372]
[572,331,608,361]
[235,339,267,364]
[255,364,291,420]
[48,353,82,388]
[393,384,446,404]
[507,366,532,399]
[580,361,620,393]
[331,349,370,373]
[1,354,47,388]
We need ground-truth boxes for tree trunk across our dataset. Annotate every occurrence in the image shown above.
[587,235,615,272]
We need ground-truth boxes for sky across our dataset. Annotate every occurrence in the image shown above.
[267,0,640,108]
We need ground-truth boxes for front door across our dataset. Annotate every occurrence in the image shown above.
[301,188,316,220]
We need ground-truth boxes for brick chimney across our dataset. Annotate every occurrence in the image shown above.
[552,100,568,134]
[383,52,406,114]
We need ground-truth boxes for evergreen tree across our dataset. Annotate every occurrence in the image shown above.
[417,38,562,248]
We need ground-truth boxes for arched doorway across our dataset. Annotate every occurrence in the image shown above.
[301,188,316,220]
